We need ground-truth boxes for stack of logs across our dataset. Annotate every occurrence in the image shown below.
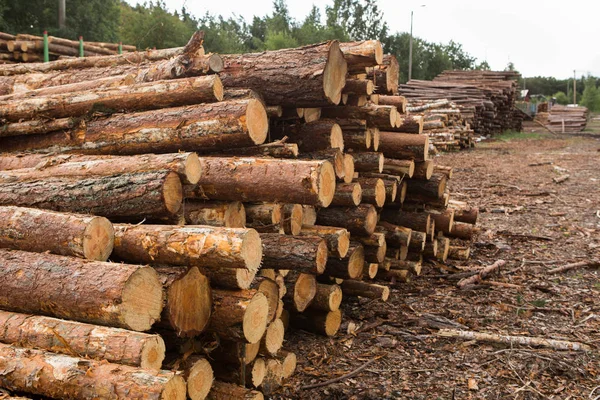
[545,105,589,133]
[0,32,479,399]
[0,31,134,63]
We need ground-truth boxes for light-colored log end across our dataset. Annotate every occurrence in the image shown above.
[141,335,167,371]
[374,178,386,207]
[251,358,266,387]
[348,245,365,279]
[324,309,342,337]
[225,201,246,228]
[351,183,362,206]
[247,99,269,145]
[368,263,379,279]
[338,230,351,258]
[329,284,343,312]
[331,123,344,152]
[317,161,336,207]
[185,153,202,185]
[244,292,270,344]
[83,216,114,261]
[280,351,297,379]
[164,172,183,215]
[121,266,164,331]
[167,267,212,337]
[293,273,317,312]
[161,373,187,400]
[316,239,329,274]
[323,41,348,105]
[343,154,355,184]
[208,54,224,73]
[242,228,263,273]
[262,318,285,356]
[187,357,214,400]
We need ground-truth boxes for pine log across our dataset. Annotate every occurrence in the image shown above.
[299,149,344,181]
[221,41,347,107]
[428,209,454,234]
[275,350,297,379]
[289,309,341,337]
[0,249,163,331]
[0,75,223,122]
[449,200,479,224]
[342,129,371,151]
[266,106,283,118]
[244,203,282,233]
[367,54,399,94]
[308,284,343,312]
[200,267,256,291]
[0,343,186,400]
[378,95,406,113]
[377,268,411,283]
[208,381,264,400]
[434,165,454,179]
[0,99,268,155]
[113,224,262,273]
[0,206,113,261]
[316,204,378,236]
[220,143,299,159]
[212,358,264,388]
[343,93,366,106]
[352,152,384,173]
[342,153,355,184]
[447,246,471,260]
[187,158,336,207]
[356,177,386,207]
[446,222,476,240]
[331,182,362,206]
[261,358,283,395]
[155,267,212,337]
[280,203,303,235]
[367,262,379,278]
[423,240,439,259]
[339,40,383,72]
[271,120,343,153]
[183,201,246,228]
[0,152,201,185]
[250,277,280,323]
[378,132,429,161]
[380,209,430,233]
[260,319,285,356]
[376,221,412,248]
[302,205,318,226]
[324,243,365,279]
[389,259,422,275]
[298,225,350,258]
[303,107,322,122]
[343,78,374,95]
[408,231,427,251]
[321,105,397,129]
[412,160,434,180]
[208,289,269,344]
[260,233,328,275]
[0,310,165,370]
[340,280,389,301]
[211,340,261,366]
[382,178,398,203]
[0,116,83,138]
[406,173,447,199]
[392,116,423,133]
[283,271,317,312]
[0,170,182,220]
[179,356,214,400]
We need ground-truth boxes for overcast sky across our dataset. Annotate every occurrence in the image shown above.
[124,0,600,79]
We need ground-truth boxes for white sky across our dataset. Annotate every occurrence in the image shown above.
[124,0,600,79]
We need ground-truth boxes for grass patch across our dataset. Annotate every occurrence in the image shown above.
[496,130,546,142]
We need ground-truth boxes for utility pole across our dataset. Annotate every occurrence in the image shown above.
[408,5,426,82]
[573,70,576,105]
[58,0,66,30]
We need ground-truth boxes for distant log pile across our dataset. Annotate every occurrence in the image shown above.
[0,32,479,399]
[546,105,589,133]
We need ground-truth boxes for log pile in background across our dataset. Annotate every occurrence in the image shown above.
[546,105,589,133]
[0,31,135,64]
[0,32,480,399]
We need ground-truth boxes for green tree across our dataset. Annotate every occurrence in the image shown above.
[553,91,569,105]
[325,0,387,42]
[580,75,600,111]
[475,60,491,70]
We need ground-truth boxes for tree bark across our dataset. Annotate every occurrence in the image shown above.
[352,152,384,173]
[324,243,365,279]
[382,158,415,178]
[378,132,429,161]
[378,95,406,113]
[447,246,471,260]
[321,105,397,129]
[0,343,186,400]
[244,203,282,233]
[406,173,447,200]
[367,54,399,94]
[220,41,347,107]
[186,158,336,207]
[330,182,362,206]
[343,78,374,95]
[283,271,317,313]
[446,222,476,240]
[210,340,261,366]
[112,224,262,273]
[0,116,83,138]
[380,209,430,233]
[0,249,163,331]
[208,381,264,400]
[389,259,422,275]
[340,280,389,301]
[376,221,412,248]
[0,206,114,261]
[220,143,299,159]
[408,231,427,252]
[317,204,378,236]
[280,203,303,235]
[356,177,386,207]
[390,115,423,133]
[308,284,343,312]
[298,225,350,258]
[339,40,383,72]
[289,309,341,337]
[299,149,344,180]
[412,160,434,180]
[183,201,246,228]
[0,310,165,370]
[208,290,269,344]
[0,170,183,220]
[428,209,455,234]
[260,234,328,275]
[270,120,344,152]
[449,200,479,224]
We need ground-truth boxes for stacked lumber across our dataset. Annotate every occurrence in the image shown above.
[546,105,588,133]
[0,31,134,64]
[0,33,478,399]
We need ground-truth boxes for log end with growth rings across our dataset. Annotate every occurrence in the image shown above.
[161,374,187,400]
[187,357,214,400]
[324,309,342,337]
[225,201,246,228]
[350,183,363,206]
[141,336,167,371]
[251,358,267,387]
[246,99,269,145]
[343,154,355,184]
[348,245,366,279]
[338,231,351,258]
[121,266,164,331]
[83,216,115,261]
[163,172,184,215]
[330,123,344,152]
[328,284,343,312]
[244,292,270,344]
[262,318,285,355]
[167,267,212,337]
[374,178,386,207]
[364,206,379,235]
[323,41,348,105]
[207,53,224,73]
[293,273,317,312]
[315,239,329,274]
[185,153,203,185]
[241,228,263,273]
[317,161,336,207]
[280,352,297,379]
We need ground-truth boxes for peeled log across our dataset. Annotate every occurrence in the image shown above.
[324,243,365,279]
[0,249,163,331]
[0,75,223,122]
[187,158,336,207]
[113,224,262,273]
[0,206,113,261]
[260,233,328,275]
[289,309,341,337]
[317,204,378,236]
[298,225,350,258]
[341,280,389,301]
[221,41,347,107]
[0,152,201,185]
[378,132,429,161]
[155,267,212,338]
[0,99,268,155]
[0,170,182,220]
[208,289,269,344]
[183,201,246,228]
[0,343,186,400]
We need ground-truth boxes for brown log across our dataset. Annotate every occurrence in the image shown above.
[448,200,479,224]
[457,260,506,289]
[378,132,429,161]
[380,209,430,233]
[113,224,262,273]
[183,201,246,228]
[356,233,387,264]
[220,143,299,159]
[212,357,264,388]
[0,99,268,155]
[378,95,406,113]
[367,54,399,94]
[339,40,383,72]
[200,267,256,291]
[408,231,427,252]
[299,149,344,181]
[412,160,434,180]
[260,233,328,275]
[283,271,317,312]
[434,165,454,179]
[280,203,303,235]
[406,173,447,200]
[321,105,397,129]
[302,205,318,226]
[340,280,389,301]
[343,78,374,95]
[447,246,471,260]
[382,178,398,203]
[208,289,269,344]
[0,310,165,370]
[428,209,454,235]
[260,319,285,356]
[275,350,297,379]
[352,152,384,173]
[331,182,362,206]
[221,41,347,107]
[308,284,343,312]
[446,222,476,240]
[0,206,113,261]
[376,221,412,248]
[208,381,264,400]
[289,309,341,337]
[355,177,386,207]
[244,203,282,233]
[261,358,283,395]
[303,107,322,122]
[250,277,280,323]
[0,116,83,138]
[266,105,283,118]
[316,204,378,236]
[0,249,163,331]
[186,158,336,207]
[389,259,422,275]
[382,158,415,178]
[324,243,365,279]
[271,120,343,153]
[298,225,350,258]
[0,152,201,185]
[0,170,182,220]
[367,262,379,278]
[211,340,260,366]
[343,153,356,184]
[179,356,214,400]
[0,343,186,400]
[342,129,371,151]
[377,268,411,283]
[423,240,439,259]
[342,93,366,106]
[392,116,423,133]
[0,75,222,122]
[155,266,212,337]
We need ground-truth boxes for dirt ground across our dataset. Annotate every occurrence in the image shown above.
[279,128,600,399]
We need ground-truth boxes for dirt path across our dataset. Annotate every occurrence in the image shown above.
[280,132,600,399]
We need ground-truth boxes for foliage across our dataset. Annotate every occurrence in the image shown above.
[580,75,600,112]
[553,91,569,105]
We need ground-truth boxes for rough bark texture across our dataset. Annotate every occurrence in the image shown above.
[0,310,165,370]
[0,116,82,138]
[112,224,262,273]
[0,170,182,220]
[412,160,434,180]
[339,40,383,73]
[391,116,423,133]
[330,182,362,206]
[380,209,431,233]
[446,222,476,240]
[308,284,343,312]
[378,132,429,161]
[377,221,412,248]
[220,41,347,107]
[383,158,415,178]
[321,105,397,129]
[183,201,246,228]
[220,143,299,159]
[280,204,303,235]
[341,280,389,301]
[406,174,447,200]
[0,249,163,331]
[270,120,343,153]
[352,152,384,173]
[289,309,341,337]
[356,177,386,207]
[343,78,374,95]
[250,277,280,323]
[316,204,378,236]
[0,206,114,261]
[367,54,399,94]
[0,343,185,400]
[200,266,256,291]
[244,203,282,233]
[324,243,365,279]
[378,95,406,113]
[260,234,328,275]
[186,157,336,207]
[298,225,350,258]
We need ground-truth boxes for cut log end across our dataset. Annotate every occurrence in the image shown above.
[121,266,164,331]
[224,201,246,228]
[164,172,184,214]
[185,153,203,185]
[208,53,224,73]
[294,273,317,312]
[318,161,336,207]
[247,99,269,145]
[365,206,378,235]
[161,374,187,400]
[141,336,167,371]
[368,263,379,279]
[83,216,115,261]
[211,75,225,102]
[316,240,329,274]
[187,358,214,400]
[348,245,366,279]
[241,229,263,273]
[343,154,355,184]
[244,292,270,344]
[338,231,351,258]
[331,123,344,151]
[262,318,285,355]
[351,183,362,206]
[250,358,266,387]
[280,352,297,379]
[329,284,343,311]
[323,41,348,105]
[167,267,212,337]
[374,179,386,207]
[325,309,342,336]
